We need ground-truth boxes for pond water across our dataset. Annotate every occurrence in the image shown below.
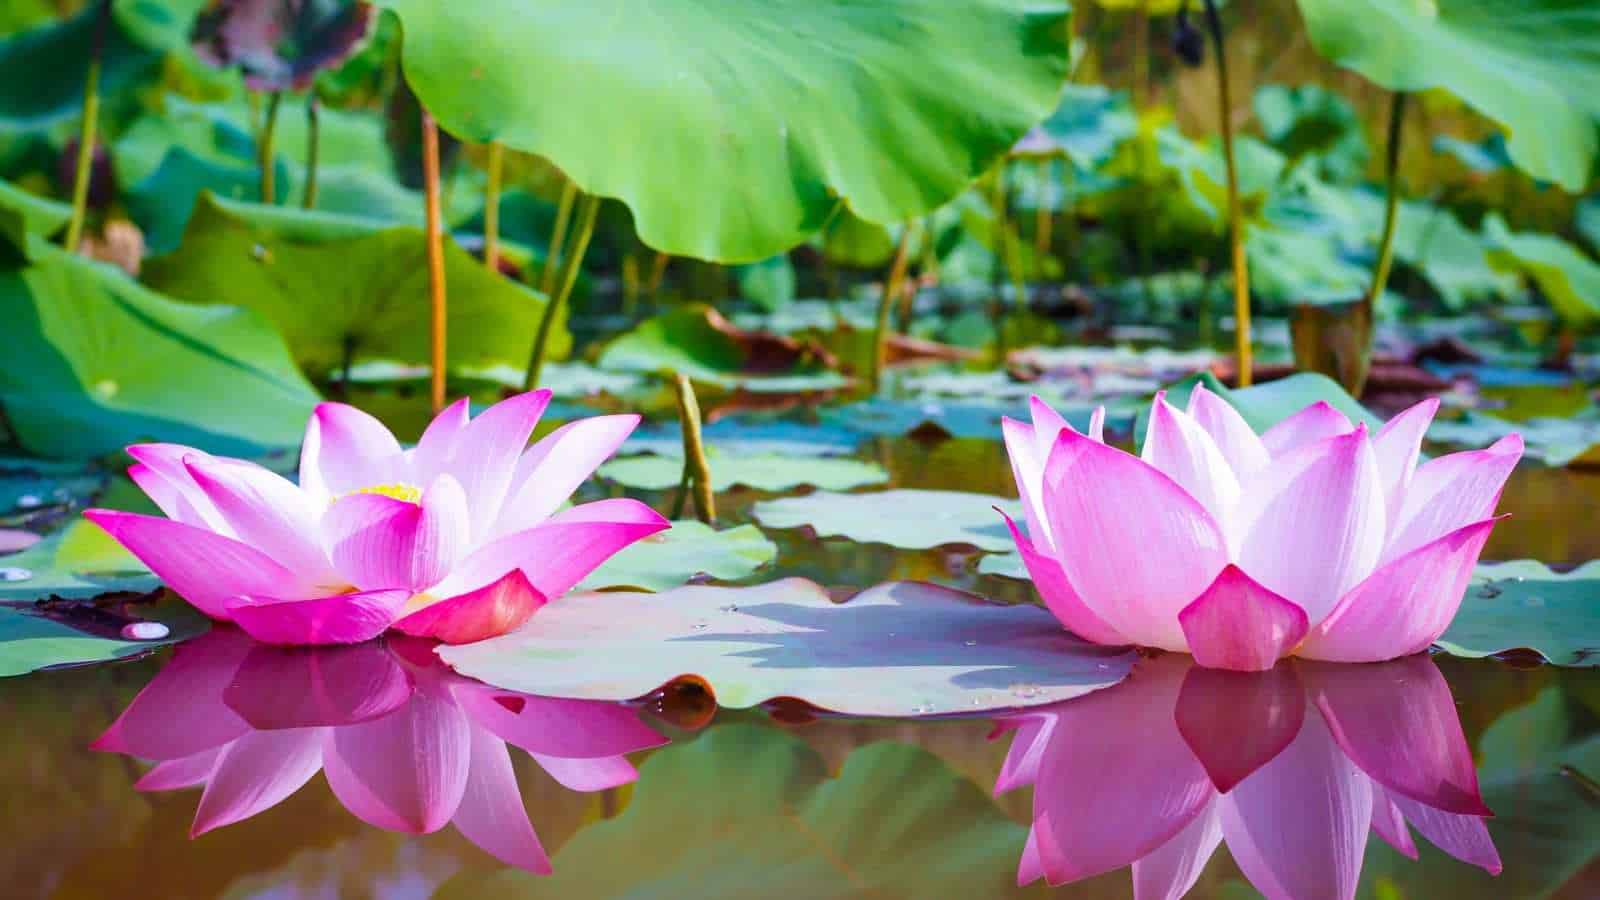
[2,393,1598,899]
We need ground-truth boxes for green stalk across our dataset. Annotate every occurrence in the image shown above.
[483,141,504,269]
[540,179,579,296]
[1363,92,1408,316]
[524,192,599,390]
[1203,0,1252,386]
[65,0,110,251]
[673,373,715,525]
[302,95,321,209]
[421,111,448,412]
[259,91,283,204]
[870,222,919,393]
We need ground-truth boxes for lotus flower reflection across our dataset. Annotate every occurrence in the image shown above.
[93,628,667,872]
[86,391,668,645]
[1003,389,1522,669]
[995,654,1500,896]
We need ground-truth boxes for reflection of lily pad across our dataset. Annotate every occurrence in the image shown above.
[600,450,887,493]
[440,578,1133,716]
[1434,561,1600,667]
[753,489,1021,552]
[1429,412,1600,468]
[439,725,1030,899]
[577,522,777,593]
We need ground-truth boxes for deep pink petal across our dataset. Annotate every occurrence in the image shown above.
[991,712,1057,796]
[92,628,254,759]
[1259,401,1355,457]
[1390,793,1502,874]
[437,390,553,540]
[1018,815,1069,886]
[1370,787,1419,859]
[1187,384,1270,479]
[1131,801,1224,900]
[394,569,546,644]
[83,510,303,621]
[1000,512,1127,646]
[1301,655,1491,816]
[126,443,228,530]
[1235,428,1387,626]
[1178,566,1309,671]
[191,728,324,836]
[135,746,223,792]
[298,402,405,501]
[429,498,671,601]
[323,473,469,592]
[1175,662,1307,793]
[530,754,640,791]
[224,642,414,728]
[1385,434,1522,564]
[226,589,410,646]
[1218,711,1372,900]
[322,688,472,833]
[490,413,642,540]
[1041,428,1229,651]
[411,396,472,485]
[452,727,552,873]
[185,457,338,586]
[1142,392,1240,528]
[1299,518,1499,663]
[1372,397,1439,529]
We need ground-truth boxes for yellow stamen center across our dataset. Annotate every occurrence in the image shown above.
[345,482,423,504]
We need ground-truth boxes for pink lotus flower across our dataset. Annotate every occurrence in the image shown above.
[995,654,1500,897]
[93,627,667,873]
[1002,389,1522,670]
[85,391,669,645]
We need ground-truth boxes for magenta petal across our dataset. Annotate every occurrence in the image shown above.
[324,473,469,592]
[530,754,640,791]
[93,629,254,759]
[1372,397,1439,527]
[1385,434,1522,563]
[224,642,414,728]
[322,689,472,834]
[1041,428,1229,650]
[1141,392,1240,525]
[226,589,410,646]
[191,728,324,837]
[1021,814,1072,886]
[1299,518,1500,663]
[394,569,547,645]
[454,686,667,759]
[1131,801,1224,900]
[136,746,223,792]
[1187,383,1270,479]
[441,390,553,539]
[298,402,405,500]
[1178,566,1310,671]
[1301,655,1491,816]
[1370,787,1419,859]
[1389,793,1502,874]
[992,713,1056,795]
[126,443,228,529]
[452,727,552,874]
[184,457,338,585]
[1259,401,1355,457]
[1175,663,1307,793]
[83,510,302,621]
[491,414,642,539]
[1000,512,1127,646]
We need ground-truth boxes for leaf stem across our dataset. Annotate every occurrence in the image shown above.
[65,0,110,252]
[870,221,919,393]
[541,179,579,296]
[1033,159,1054,257]
[1203,0,1251,386]
[673,373,715,525]
[524,192,599,390]
[302,95,320,209]
[421,110,448,412]
[1364,91,1408,316]
[484,140,503,269]
[259,91,283,204]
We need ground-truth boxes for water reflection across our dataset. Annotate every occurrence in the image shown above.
[92,627,666,873]
[994,653,1502,897]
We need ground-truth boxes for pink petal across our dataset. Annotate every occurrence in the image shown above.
[411,396,472,484]
[298,402,405,501]
[490,414,642,540]
[1177,566,1309,671]
[991,712,1057,795]
[1389,793,1502,874]
[453,686,667,759]
[1234,428,1386,626]
[92,628,254,759]
[83,510,303,621]
[1002,415,1053,552]
[322,688,473,833]
[1187,383,1270,479]
[1259,401,1355,457]
[1142,392,1241,527]
[1370,788,1419,859]
[1018,815,1069,886]
[224,641,414,728]
[452,727,552,873]
[1372,397,1439,529]
[126,443,229,530]
[1030,395,1074,457]
[135,746,223,792]
[1000,512,1127,646]
[323,473,470,592]
[1299,518,1499,663]
[429,498,671,601]
[1301,655,1491,816]
[530,754,640,791]
[1218,711,1372,900]
[1041,428,1229,651]
[191,728,325,836]
[225,589,410,646]
[1131,801,1224,900]
[184,457,339,586]
[394,569,546,644]
[436,390,552,540]
[1384,434,1522,564]
[1175,662,1307,792]
[1087,405,1106,442]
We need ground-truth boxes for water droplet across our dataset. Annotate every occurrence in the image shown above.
[0,567,32,582]
[1512,576,1526,583]
[1523,595,1546,608]
[718,604,740,613]
[909,703,935,715]
[1096,663,1111,670]
[14,494,41,509]
[689,621,709,631]
[964,640,978,647]
[251,243,270,261]
[121,621,169,641]
[93,379,118,399]
[1010,684,1041,699]
[1476,583,1503,599]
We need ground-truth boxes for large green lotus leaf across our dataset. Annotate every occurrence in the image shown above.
[142,193,567,379]
[818,206,899,269]
[1012,83,1137,169]
[1433,560,1600,666]
[735,254,797,313]
[576,521,777,592]
[440,578,1133,715]
[371,0,1071,263]
[1293,0,1600,191]
[0,178,70,239]
[0,4,159,129]
[438,725,1032,900]
[598,304,848,392]
[1246,223,1369,305]
[1577,194,1600,253]
[1483,215,1600,327]
[753,488,1022,552]
[1252,83,1369,183]
[600,449,887,493]
[1150,371,1382,441]
[0,240,319,459]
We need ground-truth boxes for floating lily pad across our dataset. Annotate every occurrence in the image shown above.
[0,520,155,602]
[1434,561,1600,667]
[577,522,777,593]
[600,450,887,493]
[0,468,105,516]
[598,304,848,392]
[753,489,1021,552]
[976,553,1028,581]
[439,578,1133,716]
[1429,412,1600,468]
[623,419,863,459]
[818,397,1025,440]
